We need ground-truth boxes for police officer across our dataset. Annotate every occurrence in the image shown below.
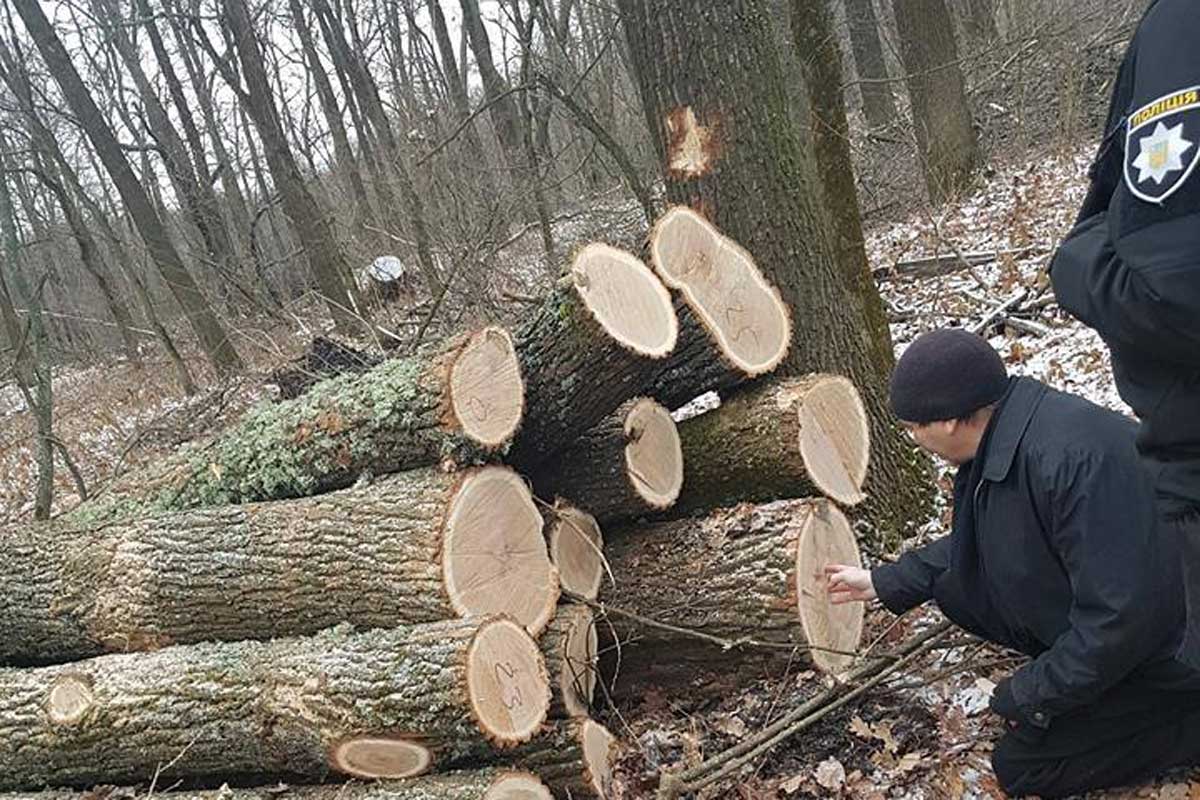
[1050,0,1200,670]
[826,330,1200,798]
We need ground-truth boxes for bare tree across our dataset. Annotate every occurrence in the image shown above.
[843,0,898,129]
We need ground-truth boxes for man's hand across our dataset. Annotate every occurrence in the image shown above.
[824,564,877,604]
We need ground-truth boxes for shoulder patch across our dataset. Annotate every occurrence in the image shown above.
[1124,85,1200,204]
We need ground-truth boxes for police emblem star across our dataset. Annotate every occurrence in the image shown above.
[1124,86,1200,203]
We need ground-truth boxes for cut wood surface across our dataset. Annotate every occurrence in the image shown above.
[545,502,606,602]
[0,617,549,790]
[70,327,524,524]
[533,398,682,524]
[0,771,554,800]
[506,244,677,470]
[602,499,864,674]
[540,604,598,718]
[500,719,616,800]
[1,466,557,665]
[672,375,870,515]
[643,206,791,409]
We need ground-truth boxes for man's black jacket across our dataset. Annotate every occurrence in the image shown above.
[1050,0,1200,510]
[873,378,1198,730]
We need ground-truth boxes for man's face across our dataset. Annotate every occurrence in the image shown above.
[901,419,973,465]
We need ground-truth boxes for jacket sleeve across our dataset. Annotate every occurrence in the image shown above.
[870,536,951,616]
[1003,445,1169,728]
[1050,212,1200,367]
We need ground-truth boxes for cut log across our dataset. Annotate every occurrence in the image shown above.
[540,604,598,718]
[532,398,682,525]
[601,499,864,675]
[0,617,549,790]
[672,375,870,515]
[500,719,616,800]
[643,206,791,409]
[71,326,524,524]
[2,466,557,665]
[0,772,553,800]
[506,244,677,470]
[545,502,605,602]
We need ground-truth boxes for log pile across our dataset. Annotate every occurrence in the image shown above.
[0,208,877,799]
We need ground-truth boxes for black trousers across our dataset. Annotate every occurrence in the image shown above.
[990,686,1200,798]
[1169,510,1200,669]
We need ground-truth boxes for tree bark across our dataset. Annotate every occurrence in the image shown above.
[958,0,998,42]
[2,466,556,665]
[843,0,898,129]
[602,499,864,674]
[460,0,529,182]
[893,0,979,204]
[616,0,932,544]
[69,327,523,523]
[498,719,615,800]
[672,375,870,516]
[10,0,243,377]
[0,618,549,789]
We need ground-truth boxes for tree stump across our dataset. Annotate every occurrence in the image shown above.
[672,375,869,515]
[642,206,791,409]
[507,244,677,470]
[544,502,606,602]
[540,604,598,718]
[602,499,863,675]
[2,466,557,665]
[71,326,525,523]
[0,617,550,789]
[533,398,683,525]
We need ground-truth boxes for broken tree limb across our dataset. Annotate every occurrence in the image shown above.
[541,604,598,718]
[0,617,550,790]
[498,718,616,800]
[70,326,525,524]
[641,206,791,410]
[671,375,869,516]
[545,502,607,602]
[506,244,678,470]
[872,247,1041,280]
[2,466,557,665]
[655,621,953,799]
[601,499,864,675]
[532,397,683,525]
[8,772,554,800]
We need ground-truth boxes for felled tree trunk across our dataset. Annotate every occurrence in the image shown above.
[541,604,598,718]
[7,771,553,800]
[3,466,557,665]
[533,398,682,525]
[671,375,870,515]
[0,618,549,790]
[641,206,791,410]
[507,244,678,470]
[499,719,616,800]
[602,499,863,675]
[70,327,524,524]
[544,502,606,602]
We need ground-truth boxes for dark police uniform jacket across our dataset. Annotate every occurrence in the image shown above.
[1050,0,1200,512]
[872,378,1198,732]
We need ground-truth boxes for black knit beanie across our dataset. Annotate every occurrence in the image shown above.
[890,329,1009,423]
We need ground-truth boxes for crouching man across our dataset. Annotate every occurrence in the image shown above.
[826,329,1200,798]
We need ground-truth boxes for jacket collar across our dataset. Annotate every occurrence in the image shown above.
[980,377,1048,483]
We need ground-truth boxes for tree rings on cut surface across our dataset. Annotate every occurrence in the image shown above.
[444,467,559,635]
[580,719,616,798]
[546,504,605,601]
[466,617,550,746]
[795,375,870,505]
[573,243,678,358]
[650,205,790,375]
[46,675,93,725]
[450,327,525,448]
[795,502,864,674]
[332,737,432,779]
[488,772,555,800]
[624,398,683,508]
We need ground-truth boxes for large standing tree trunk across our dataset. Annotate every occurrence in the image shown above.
[219,0,360,332]
[460,0,530,188]
[843,0,897,129]
[958,0,998,43]
[10,0,243,377]
[0,618,549,789]
[893,0,979,204]
[2,466,556,665]
[615,0,932,542]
